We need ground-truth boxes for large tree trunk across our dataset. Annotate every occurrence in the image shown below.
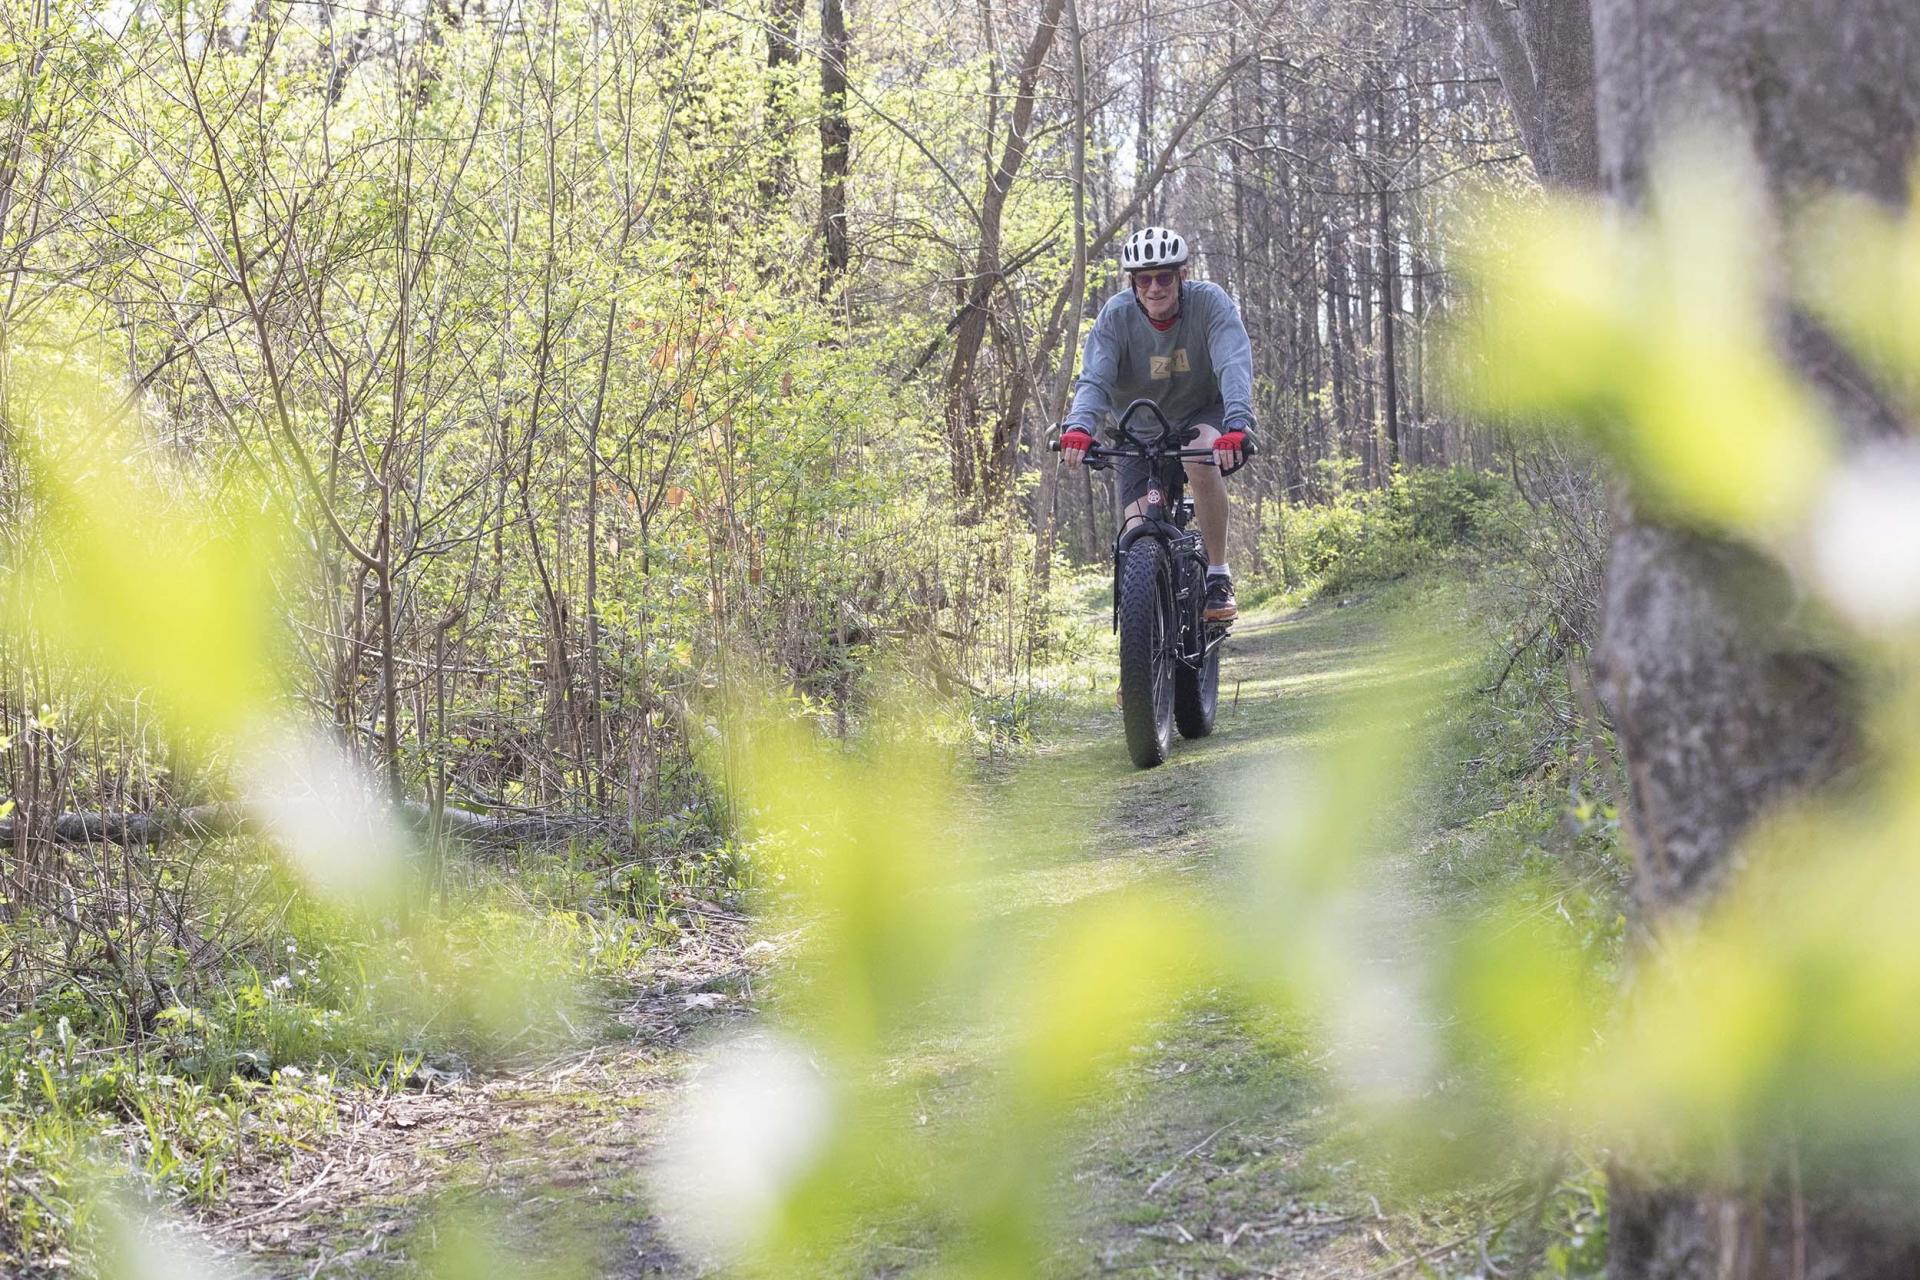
[1464,0,1596,189]
[817,0,851,297]
[760,0,806,207]
[1588,1,1920,1275]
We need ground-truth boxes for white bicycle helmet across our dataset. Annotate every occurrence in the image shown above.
[1120,226,1190,271]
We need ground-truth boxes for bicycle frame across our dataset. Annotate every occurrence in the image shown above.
[1074,400,1231,668]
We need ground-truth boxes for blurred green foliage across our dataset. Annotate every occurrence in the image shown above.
[8,8,1917,1270]
[1454,135,1835,534]
[636,588,1521,1275]
[647,135,1920,1276]
[1,364,289,743]
[1450,137,1920,1194]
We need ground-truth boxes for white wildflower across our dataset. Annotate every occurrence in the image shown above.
[648,1033,832,1264]
[1810,443,1920,630]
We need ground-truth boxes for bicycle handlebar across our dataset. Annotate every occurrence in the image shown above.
[1109,398,1178,452]
[1061,445,1220,461]
[1048,399,1257,467]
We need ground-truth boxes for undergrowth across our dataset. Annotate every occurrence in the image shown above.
[0,836,744,1274]
[1406,568,1626,1279]
[1248,464,1526,606]
[0,468,1613,1275]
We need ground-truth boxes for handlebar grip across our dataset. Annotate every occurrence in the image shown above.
[1049,438,1061,452]
[1220,431,1256,478]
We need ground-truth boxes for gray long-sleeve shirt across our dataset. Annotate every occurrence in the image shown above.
[1063,281,1255,434]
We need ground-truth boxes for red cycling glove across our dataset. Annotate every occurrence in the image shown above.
[1059,428,1096,453]
[1213,430,1248,461]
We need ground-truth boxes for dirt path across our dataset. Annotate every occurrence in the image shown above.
[193,915,761,1276]
[980,587,1483,1279]
[200,583,1487,1279]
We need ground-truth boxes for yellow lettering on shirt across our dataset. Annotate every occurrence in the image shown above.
[1173,349,1191,373]
[1150,355,1172,380]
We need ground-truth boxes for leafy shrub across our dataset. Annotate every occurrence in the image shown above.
[1257,465,1522,598]
[1394,466,1516,547]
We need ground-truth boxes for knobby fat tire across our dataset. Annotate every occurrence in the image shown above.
[1174,625,1220,739]
[1118,539,1174,768]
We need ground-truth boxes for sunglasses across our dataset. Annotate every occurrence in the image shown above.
[1131,269,1180,289]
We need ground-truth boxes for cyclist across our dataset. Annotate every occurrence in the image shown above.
[1058,226,1255,622]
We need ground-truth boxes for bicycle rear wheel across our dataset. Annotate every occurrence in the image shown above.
[1175,628,1220,739]
[1117,539,1175,768]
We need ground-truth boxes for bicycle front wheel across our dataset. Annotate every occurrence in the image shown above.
[1117,539,1175,768]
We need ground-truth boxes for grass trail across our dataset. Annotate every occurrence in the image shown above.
[1037,583,1484,1278]
[200,577,1498,1278]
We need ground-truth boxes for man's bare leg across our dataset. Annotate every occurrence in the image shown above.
[1183,423,1228,567]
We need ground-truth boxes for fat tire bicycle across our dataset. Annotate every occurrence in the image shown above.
[1053,400,1254,769]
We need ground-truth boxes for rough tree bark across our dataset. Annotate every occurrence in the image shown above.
[1464,0,1596,189]
[760,0,805,207]
[1587,1,1920,1275]
[817,0,851,297]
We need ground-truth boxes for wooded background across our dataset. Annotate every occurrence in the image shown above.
[8,2,1920,1277]
[0,0,1528,838]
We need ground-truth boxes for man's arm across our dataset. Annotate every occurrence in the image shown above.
[1203,285,1256,431]
[1063,303,1121,431]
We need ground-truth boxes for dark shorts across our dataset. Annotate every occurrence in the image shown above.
[1114,400,1226,508]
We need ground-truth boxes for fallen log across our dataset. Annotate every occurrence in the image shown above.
[418,803,623,851]
[0,801,621,852]
[3,804,246,846]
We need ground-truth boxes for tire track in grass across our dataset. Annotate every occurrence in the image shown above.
[198,578,1490,1279]
[1046,579,1493,1279]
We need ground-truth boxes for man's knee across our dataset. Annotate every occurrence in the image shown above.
[1184,423,1231,491]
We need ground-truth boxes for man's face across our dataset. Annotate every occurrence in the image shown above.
[1131,267,1183,321]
